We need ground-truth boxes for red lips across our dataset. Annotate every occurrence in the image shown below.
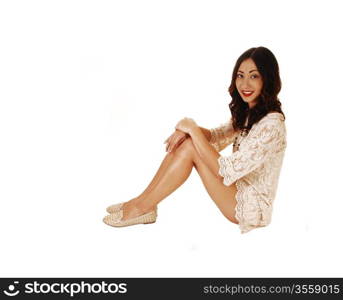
[242,91,254,97]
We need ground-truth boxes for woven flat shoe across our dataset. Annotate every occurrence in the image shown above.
[103,210,157,227]
[106,202,158,214]
[106,202,124,214]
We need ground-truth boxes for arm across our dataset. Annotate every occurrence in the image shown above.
[208,119,237,152]
[180,120,235,148]
[166,126,211,153]
[189,117,284,185]
[217,118,284,186]
[173,117,236,179]
[186,120,236,179]
[198,127,212,142]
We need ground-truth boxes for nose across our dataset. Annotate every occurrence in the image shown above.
[241,77,251,89]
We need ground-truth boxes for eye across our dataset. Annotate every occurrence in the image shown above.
[236,74,243,78]
[251,74,259,79]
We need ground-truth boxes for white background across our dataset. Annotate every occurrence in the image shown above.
[0,0,342,277]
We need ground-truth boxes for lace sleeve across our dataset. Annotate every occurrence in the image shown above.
[217,118,284,186]
[209,118,237,152]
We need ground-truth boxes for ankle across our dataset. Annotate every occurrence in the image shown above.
[135,201,155,214]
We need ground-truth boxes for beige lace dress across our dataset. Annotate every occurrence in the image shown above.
[209,112,287,234]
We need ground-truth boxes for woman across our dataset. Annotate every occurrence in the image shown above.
[103,46,287,234]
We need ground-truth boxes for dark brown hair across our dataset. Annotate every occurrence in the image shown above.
[228,46,285,131]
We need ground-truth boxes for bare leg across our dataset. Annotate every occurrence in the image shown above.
[128,149,183,204]
[122,138,239,224]
[123,139,190,209]
[122,143,194,219]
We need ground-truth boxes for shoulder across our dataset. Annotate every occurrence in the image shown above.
[255,112,285,128]
[250,112,286,139]
[263,112,285,121]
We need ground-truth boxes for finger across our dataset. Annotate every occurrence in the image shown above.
[168,137,175,152]
[169,134,179,152]
[170,140,179,152]
[171,136,184,151]
[166,136,174,151]
[179,137,186,144]
[172,141,182,151]
[173,137,182,147]
[175,138,185,149]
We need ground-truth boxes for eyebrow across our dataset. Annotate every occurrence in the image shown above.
[237,69,258,73]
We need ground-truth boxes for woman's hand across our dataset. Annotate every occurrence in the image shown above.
[164,130,187,153]
[175,117,198,134]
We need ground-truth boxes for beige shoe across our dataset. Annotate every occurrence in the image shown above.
[106,202,158,214]
[103,210,157,227]
[106,202,125,214]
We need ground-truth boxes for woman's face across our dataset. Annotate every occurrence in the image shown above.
[235,58,263,108]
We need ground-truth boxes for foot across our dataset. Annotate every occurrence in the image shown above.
[122,198,157,217]
[121,201,155,221]
[103,206,157,227]
[121,197,137,211]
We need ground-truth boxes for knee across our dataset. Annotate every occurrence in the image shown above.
[174,138,195,158]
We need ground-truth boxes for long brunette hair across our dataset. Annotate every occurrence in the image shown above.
[228,46,285,131]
